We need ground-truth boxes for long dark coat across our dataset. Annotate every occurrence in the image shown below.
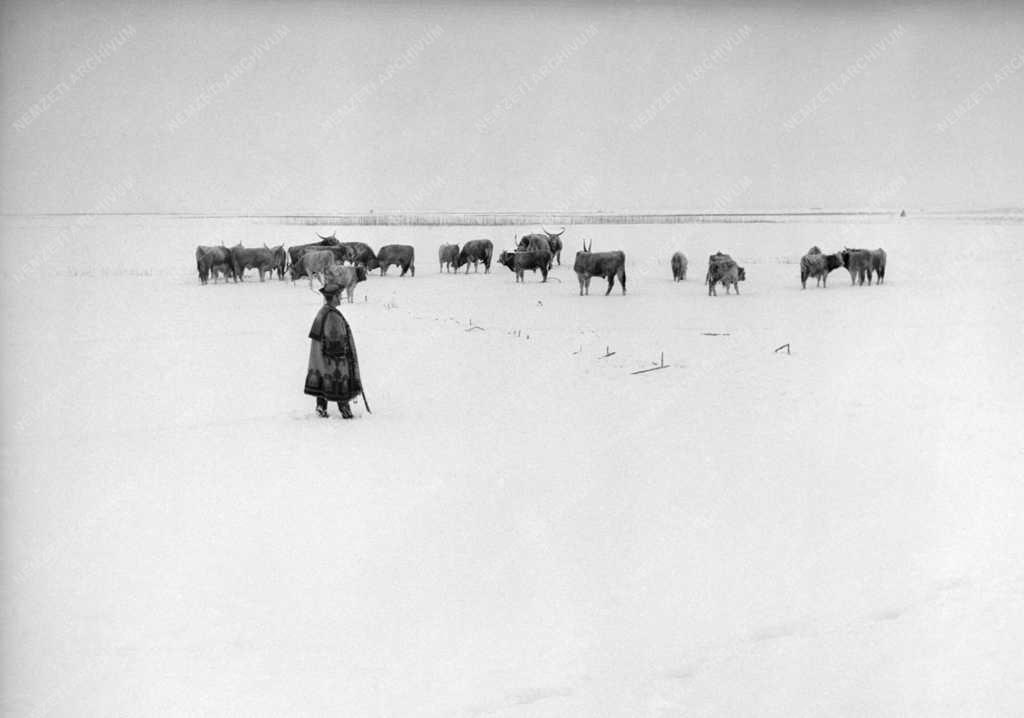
[304,304,362,402]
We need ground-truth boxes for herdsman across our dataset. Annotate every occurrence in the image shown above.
[305,282,363,418]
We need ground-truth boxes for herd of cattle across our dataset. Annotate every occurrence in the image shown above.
[194,228,887,298]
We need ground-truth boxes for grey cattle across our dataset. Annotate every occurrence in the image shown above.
[706,252,745,295]
[870,248,887,284]
[439,243,460,272]
[841,248,873,286]
[292,249,337,287]
[230,244,277,282]
[196,245,234,284]
[376,245,415,277]
[455,239,493,273]
[325,263,368,303]
[497,249,552,283]
[573,241,626,296]
[671,251,688,281]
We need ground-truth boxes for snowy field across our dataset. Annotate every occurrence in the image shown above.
[2,215,1023,717]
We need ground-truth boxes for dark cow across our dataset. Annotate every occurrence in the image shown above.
[377,244,415,277]
[870,248,887,284]
[325,263,368,303]
[573,241,626,296]
[291,249,336,287]
[439,243,459,273]
[271,245,287,280]
[288,235,343,270]
[800,248,843,288]
[498,249,552,283]
[706,252,745,295]
[196,245,234,284]
[517,233,553,270]
[456,239,493,273]
[338,242,380,271]
[671,251,688,281]
[840,248,873,286]
[543,226,566,265]
[230,244,276,282]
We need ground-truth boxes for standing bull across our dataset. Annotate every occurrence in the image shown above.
[196,245,234,284]
[292,249,337,287]
[840,248,873,286]
[230,243,277,282]
[799,246,842,289]
[870,248,887,284]
[671,251,688,281]
[516,233,553,270]
[288,235,343,270]
[456,239,493,273]
[439,243,460,273]
[498,249,552,283]
[543,226,566,265]
[706,252,745,295]
[271,245,287,280]
[338,241,380,271]
[325,263,368,303]
[573,241,626,296]
[377,245,415,277]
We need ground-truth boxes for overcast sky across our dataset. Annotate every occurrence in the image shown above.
[2,1,1022,214]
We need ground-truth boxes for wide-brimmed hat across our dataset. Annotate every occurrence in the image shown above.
[319,282,343,297]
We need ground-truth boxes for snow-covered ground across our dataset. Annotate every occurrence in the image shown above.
[2,216,1023,717]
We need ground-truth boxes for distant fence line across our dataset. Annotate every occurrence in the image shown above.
[257,212,900,227]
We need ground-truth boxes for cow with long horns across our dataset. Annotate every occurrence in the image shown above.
[516,233,553,271]
[543,226,565,265]
[288,235,344,270]
[573,240,626,296]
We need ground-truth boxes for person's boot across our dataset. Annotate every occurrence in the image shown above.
[316,399,329,418]
[339,402,354,419]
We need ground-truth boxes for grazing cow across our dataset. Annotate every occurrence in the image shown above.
[517,233,554,270]
[543,226,566,265]
[288,236,343,270]
[573,241,626,296]
[271,245,287,279]
[840,248,873,286]
[325,263,368,303]
[706,252,746,295]
[230,244,277,282]
[377,244,415,277]
[498,249,552,283]
[870,248,887,284]
[671,251,688,281]
[292,249,337,287]
[338,242,380,271]
[196,245,234,284]
[439,243,459,273]
[456,239,493,273]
